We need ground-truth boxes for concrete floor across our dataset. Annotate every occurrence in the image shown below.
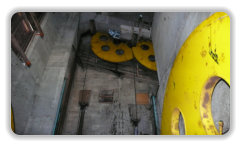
[62,65,158,135]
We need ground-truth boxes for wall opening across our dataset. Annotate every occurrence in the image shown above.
[211,79,230,134]
[179,113,185,135]
[171,108,185,135]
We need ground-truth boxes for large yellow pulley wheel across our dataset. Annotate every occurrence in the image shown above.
[91,32,133,63]
[161,12,230,135]
[132,41,157,71]
[11,106,15,132]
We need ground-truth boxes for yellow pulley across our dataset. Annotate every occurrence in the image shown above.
[132,41,157,71]
[161,12,230,135]
[11,106,15,133]
[91,32,133,63]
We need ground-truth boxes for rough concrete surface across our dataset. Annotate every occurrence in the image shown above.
[11,51,36,134]
[11,13,79,134]
[212,80,230,134]
[62,65,157,135]
[62,22,158,134]
[24,13,79,134]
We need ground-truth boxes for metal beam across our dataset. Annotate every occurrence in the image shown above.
[29,12,44,38]
[11,34,31,67]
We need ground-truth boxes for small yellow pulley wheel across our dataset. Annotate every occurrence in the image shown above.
[132,41,157,71]
[161,12,230,135]
[91,32,133,63]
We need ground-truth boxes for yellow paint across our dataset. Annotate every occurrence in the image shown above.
[219,121,224,135]
[11,107,15,133]
[161,12,230,135]
[91,32,133,63]
[132,41,157,71]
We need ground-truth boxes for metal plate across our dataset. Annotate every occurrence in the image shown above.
[136,93,149,105]
[132,41,157,71]
[79,90,91,105]
[91,32,134,63]
[99,90,114,103]
[161,12,230,135]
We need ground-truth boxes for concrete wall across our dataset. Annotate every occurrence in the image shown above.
[11,13,61,134]
[24,13,79,135]
[62,65,157,135]
[11,51,36,134]
[11,13,79,134]
[25,13,59,83]
[151,12,213,132]
[78,13,152,40]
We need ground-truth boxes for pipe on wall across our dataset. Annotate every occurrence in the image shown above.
[151,95,160,135]
[52,78,67,135]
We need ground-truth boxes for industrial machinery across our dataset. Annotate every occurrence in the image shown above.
[91,32,157,72]
[132,41,157,71]
[91,32,134,63]
[161,12,230,135]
